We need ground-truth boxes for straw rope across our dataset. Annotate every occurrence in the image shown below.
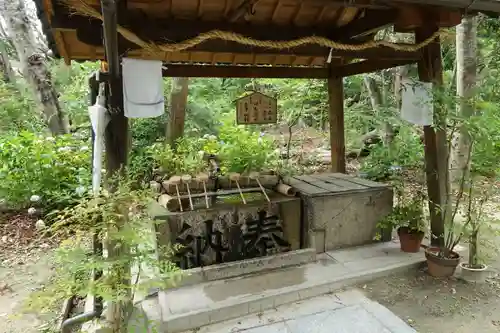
[63,0,441,53]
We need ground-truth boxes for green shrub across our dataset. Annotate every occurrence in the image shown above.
[0,131,91,210]
[0,81,43,133]
[149,119,278,177]
[218,119,277,173]
[361,126,424,181]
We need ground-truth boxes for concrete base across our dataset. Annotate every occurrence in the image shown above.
[178,248,317,288]
[137,241,424,333]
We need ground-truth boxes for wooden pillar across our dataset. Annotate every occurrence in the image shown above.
[100,0,129,331]
[416,25,446,247]
[328,76,346,173]
[101,0,128,176]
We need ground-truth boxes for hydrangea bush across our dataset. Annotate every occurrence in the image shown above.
[0,131,91,210]
[149,119,278,176]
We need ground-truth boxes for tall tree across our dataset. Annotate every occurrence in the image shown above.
[0,23,15,83]
[363,75,394,144]
[451,15,477,182]
[167,77,189,148]
[1,0,70,135]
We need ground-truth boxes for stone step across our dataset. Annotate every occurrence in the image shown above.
[133,242,425,333]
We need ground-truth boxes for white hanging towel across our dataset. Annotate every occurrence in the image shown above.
[122,58,164,118]
[401,78,433,126]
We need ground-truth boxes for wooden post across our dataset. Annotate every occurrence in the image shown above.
[167,77,189,148]
[101,0,128,176]
[100,0,130,331]
[328,76,346,173]
[416,25,446,247]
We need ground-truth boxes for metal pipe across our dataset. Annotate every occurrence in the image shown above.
[61,310,100,333]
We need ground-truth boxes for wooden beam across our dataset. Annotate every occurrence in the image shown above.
[74,26,421,59]
[336,9,397,39]
[416,25,446,247]
[328,75,346,173]
[51,6,404,58]
[161,65,330,78]
[52,8,396,44]
[153,59,420,78]
[228,0,260,21]
[333,59,417,77]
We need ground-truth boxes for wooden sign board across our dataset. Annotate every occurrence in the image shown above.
[236,92,277,125]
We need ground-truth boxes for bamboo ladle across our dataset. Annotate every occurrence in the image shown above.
[169,175,183,212]
[195,173,210,209]
[181,174,194,210]
[229,172,246,204]
[249,172,270,202]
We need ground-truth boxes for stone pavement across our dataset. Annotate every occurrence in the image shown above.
[128,242,425,332]
[189,289,416,333]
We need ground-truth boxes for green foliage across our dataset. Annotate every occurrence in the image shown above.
[217,119,277,173]
[27,180,181,329]
[375,173,426,240]
[128,116,168,184]
[0,131,91,210]
[52,61,100,126]
[469,102,500,176]
[150,138,205,176]
[361,126,424,181]
[0,81,44,133]
[260,79,328,128]
[150,119,277,176]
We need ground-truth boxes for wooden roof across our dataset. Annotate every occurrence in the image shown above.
[34,0,500,77]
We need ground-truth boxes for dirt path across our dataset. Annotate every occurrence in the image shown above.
[0,251,55,333]
[361,264,500,333]
[0,212,56,333]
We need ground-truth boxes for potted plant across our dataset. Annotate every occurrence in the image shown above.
[375,169,427,252]
[395,196,426,252]
[424,159,465,278]
[377,193,426,252]
[424,232,462,278]
[458,180,499,283]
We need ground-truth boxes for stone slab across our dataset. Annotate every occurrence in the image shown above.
[153,242,424,332]
[286,306,392,333]
[184,289,416,333]
[325,241,403,263]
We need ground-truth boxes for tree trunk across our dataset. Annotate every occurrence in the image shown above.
[0,22,15,84]
[394,65,409,109]
[1,1,70,135]
[451,15,477,183]
[166,77,189,148]
[363,75,394,144]
[0,40,14,83]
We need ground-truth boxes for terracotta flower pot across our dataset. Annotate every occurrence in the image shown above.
[397,227,424,253]
[425,247,460,277]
